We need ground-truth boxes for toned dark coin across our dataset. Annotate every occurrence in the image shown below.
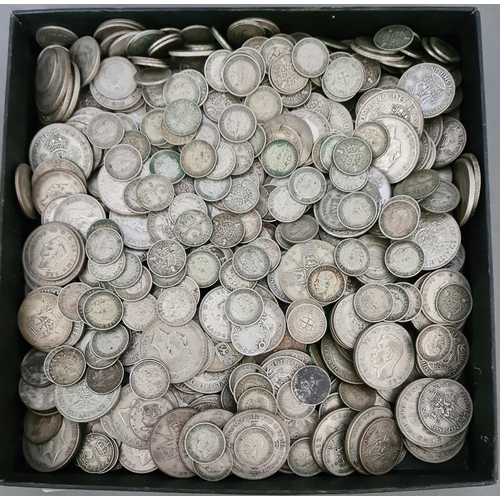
[23,410,63,444]
[291,365,331,405]
[86,361,124,394]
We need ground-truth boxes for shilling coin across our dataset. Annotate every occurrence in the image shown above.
[354,322,415,390]
[18,289,73,352]
[140,320,207,383]
[399,63,455,118]
[23,417,81,472]
[55,378,120,423]
[334,238,371,276]
[164,99,202,136]
[184,422,226,464]
[130,358,170,400]
[418,379,473,437]
[322,429,355,476]
[291,365,331,405]
[163,72,201,105]
[245,86,283,124]
[385,240,425,278]
[267,186,307,223]
[359,417,403,475]
[395,378,449,448]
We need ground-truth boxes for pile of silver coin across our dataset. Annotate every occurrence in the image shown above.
[16,17,478,479]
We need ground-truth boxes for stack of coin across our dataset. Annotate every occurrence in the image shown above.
[16,19,478,478]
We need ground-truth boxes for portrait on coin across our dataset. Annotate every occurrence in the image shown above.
[371,333,404,380]
[38,234,71,271]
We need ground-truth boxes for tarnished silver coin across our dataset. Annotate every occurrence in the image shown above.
[276,381,315,420]
[237,387,277,414]
[322,57,365,101]
[83,290,123,330]
[218,104,257,143]
[22,417,81,472]
[136,174,174,211]
[354,322,415,390]
[90,324,129,358]
[76,432,116,474]
[222,53,261,97]
[333,137,372,175]
[354,122,389,159]
[322,429,355,476]
[85,361,124,395]
[418,379,473,437]
[232,245,271,281]
[129,395,176,442]
[130,358,170,400]
[19,378,56,412]
[104,144,142,182]
[334,238,371,276]
[174,209,213,247]
[359,417,403,475]
[338,382,377,412]
[85,228,123,265]
[379,197,420,240]
[24,410,62,445]
[21,349,51,388]
[291,365,331,405]
[44,345,86,387]
[147,239,186,278]
[292,37,329,78]
[180,139,217,178]
[287,437,322,477]
[149,408,198,478]
[287,302,327,344]
[87,111,124,149]
[224,288,264,327]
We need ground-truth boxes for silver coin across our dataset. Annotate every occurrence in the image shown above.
[18,378,56,412]
[401,169,440,200]
[22,417,81,472]
[333,137,372,175]
[292,37,329,78]
[218,104,257,143]
[408,212,461,270]
[119,443,157,474]
[104,144,142,181]
[419,179,461,214]
[337,192,377,231]
[322,57,365,101]
[359,417,403,475]
[222,53,261,97]
[287,302,327,344]
[87,112,124,149]
[157,286,196,326]
[379,197,420,240]
[21,349,51,388]
[237,387,277,414]
[418,378,473,437]
[288,167,326,204]
[233,245,271,281]
[322,429,355,476]
[399,63,455,118]
[287,437,322,477]
[174,209,213,247]
[291,365,330,405]
[140,319,207,383]
[24,410,62,445]
[180,139,217,178]
[129,395,176,442]
[122,294,157,330]
[268,186,307,223]
[85,228,123,266]
[115,266,153,302]
[245,86,283,124]
[434,116,467,167]
[353,122,389,159]
[334,238,370,276]
[147,239,186,278]
[55,378,120,423]
[85,361,124,395]
[193,449,233,481]
[435,283,472,323]
[338,382,377,412]
[354,322,414,390]
[312,407,356,470]
[261,355,306,393]
[57,282,91,322]
[223,409,290,480]
[76,432,116,473]
[185,422,226,464]
[136,174,174,211]
[385,240,425,278]
[130,358,170,400]
[163,72,200,105]
[91,324,129,358]
[222,176,260,214]
[374,25,414,50]
[45,345,86,387]
[276,381,315,420]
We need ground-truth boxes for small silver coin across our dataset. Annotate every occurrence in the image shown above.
[385,240,425,278]
[157,286,197,326]
[374,25,414,50]
[333,137,372,175]
[90,324,129,359]
[334,238,371,276]
[87,112,124,149]
[85,361,124,394]
[337,192,377,230]
[292,37,329,78]
[338,382,377,412]
[147,239,186,278]
[322,429,355,476]
[287,302,327,344]
[435,283,473,323]
[44,346,86,387]
[186,250,221,288]
[232,245,271,281]
[180,139,217,178]
[130,358,170,400]
[277,381,315,420]
[136,175,174,211]
[24,410,62,445]
[385,283,410,322]
[185,422,226,464]
[174,209,213,247]
[261,139,299,178]
[86,228,123,265]
[225,288,264,327]
[379,198,420,240]
[353,121,390,159]
[218,104,257,143]
[237,387,277,413]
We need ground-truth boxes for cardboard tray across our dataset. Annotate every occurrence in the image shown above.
[0,6,496,494]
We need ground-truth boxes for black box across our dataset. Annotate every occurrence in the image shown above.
[0,6,496,494]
